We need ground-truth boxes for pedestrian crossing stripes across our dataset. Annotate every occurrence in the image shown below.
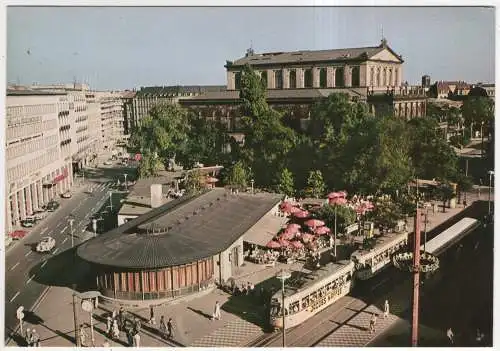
[190,318,262,347]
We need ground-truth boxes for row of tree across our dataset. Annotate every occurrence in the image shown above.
[129,64,480,206]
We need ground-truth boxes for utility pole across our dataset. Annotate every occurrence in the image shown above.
[411,207,421,346]
[72,294,80,347]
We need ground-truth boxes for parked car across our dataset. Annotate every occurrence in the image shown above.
[61,192,72,199]
[9,230,27,240]
[21,217,37,228]
[46,201,60,212]
[36,236,56,253]
[33,209,47,221]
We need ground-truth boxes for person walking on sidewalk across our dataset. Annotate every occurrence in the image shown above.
[106,316,112,336]
[446,327,454,344]
[118,307,124,330]
[167,318,174,339]
[212,301,221,320]
[31,329,40,347]
[369,313,377,334]
[25,328,33,347]
[133,330,141,347]
[112,319,120,340]
[159,316,167,339]
[383,300,390,318]
[149,305,156,325]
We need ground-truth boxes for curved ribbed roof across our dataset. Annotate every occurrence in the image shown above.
[77,189,281,269]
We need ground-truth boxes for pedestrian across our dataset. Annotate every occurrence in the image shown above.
[383,300,390,318]
[167,318,174,339]
[25,328,32,347]
[79,324,88,347]
[112,319,120,339]
[125,326,133,347]
[446,327,454,344]
[212,301,221,320]
[134,318,142,334]
[159,316,167,339]
[369,313,377,334]
[463,199,467,207]
[118,307,124,329]
[106,316,112,336]
[31,329,40,347]
[112,308,117,320]
[149,305,156,325]
[133,331,141,347]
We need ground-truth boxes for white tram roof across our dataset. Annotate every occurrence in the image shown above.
[423,217,478,255]
[275,260,355,299]
[350,231,409,261]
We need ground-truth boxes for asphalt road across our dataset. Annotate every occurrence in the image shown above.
[4,164,136,342]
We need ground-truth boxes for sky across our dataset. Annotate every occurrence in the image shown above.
[6,6,496,90]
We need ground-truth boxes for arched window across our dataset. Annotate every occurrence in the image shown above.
[289,70,297,88]
[335,67,344,87]
[274,70,283,89]
[234,72,242,90]
[304,69,313,88]
[319,68,327,88]
[351,66,360,87]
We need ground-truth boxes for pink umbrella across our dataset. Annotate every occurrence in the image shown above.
[266,240,281,249]
[287,223,302,231]
[315,226,331,235]
[290,241,304,249]
[329,197,348,206]
[279,201,293,212]
[327,190,348,199]
[280,231,295,241]
[279,239,291,248]
[294,210,310,219]
[289,206,302,214]
[305,219,325,228]
[300,233,315,242]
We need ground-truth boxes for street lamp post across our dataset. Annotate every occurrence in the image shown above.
[92,219,98,237]
[276,269,291,348]
[333,205,338,258]
[69,218,75,247]
[250,179,254,194]
[124,173,128,191]
[422,208,429,252]
[488,170,494,214]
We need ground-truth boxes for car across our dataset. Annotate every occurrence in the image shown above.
[46,201,60,212]
[36,236,56,253]
[9,230,27,240]
[103,160,112,166]
[33,210,47,221]
[61,192,72,199]
[21,217,36,228]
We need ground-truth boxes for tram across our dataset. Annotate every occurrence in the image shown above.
[270,260,355,330]
[423,217,479,255]
[350,231,409,280]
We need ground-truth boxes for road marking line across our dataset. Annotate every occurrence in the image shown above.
[41,261,47,268]
[62,238,68,244]
[62,225,68,232]
[10,262,20,271]
[40,227,48,235]
[10,291,20,302]
[25,251,32,257]
[53,248,59,254]
[26,275,35,284]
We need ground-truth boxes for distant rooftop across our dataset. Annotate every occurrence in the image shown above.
[136,85,227,97]
[7,88,67,96]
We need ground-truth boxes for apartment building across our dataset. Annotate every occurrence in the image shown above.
[95,91,125,152]
[6,90,73,232]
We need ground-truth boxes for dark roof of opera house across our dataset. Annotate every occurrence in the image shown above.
[228,42,402,67]
[77,188,282,269]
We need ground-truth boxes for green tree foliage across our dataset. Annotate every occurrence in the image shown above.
[183,169,205,195]
[462,96,494,128]
[454,174,474,204]
[304,170,326,198]
[408,117,459,181]
[314,204,356,234]
[368,196,403,231]
[435,182,456,213]
[276,168,295,197]
[225,161,248,190]
[137,153,163,178]
[239,64,269,118]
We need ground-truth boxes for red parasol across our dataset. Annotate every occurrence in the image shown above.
[280,231,295,241]
[279,201,294,212]
[329,197,348,206]
[289,206,302,214]
[315,226,331,235]
[290,240,304,249]
[294,210,310,219]
[266,240,281,249]
[279,239,291,248]
[286,223,301,234]
[300,233,315,242]
[305,219,325,228]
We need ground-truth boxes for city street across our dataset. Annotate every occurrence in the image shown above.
[4,164,135,343]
